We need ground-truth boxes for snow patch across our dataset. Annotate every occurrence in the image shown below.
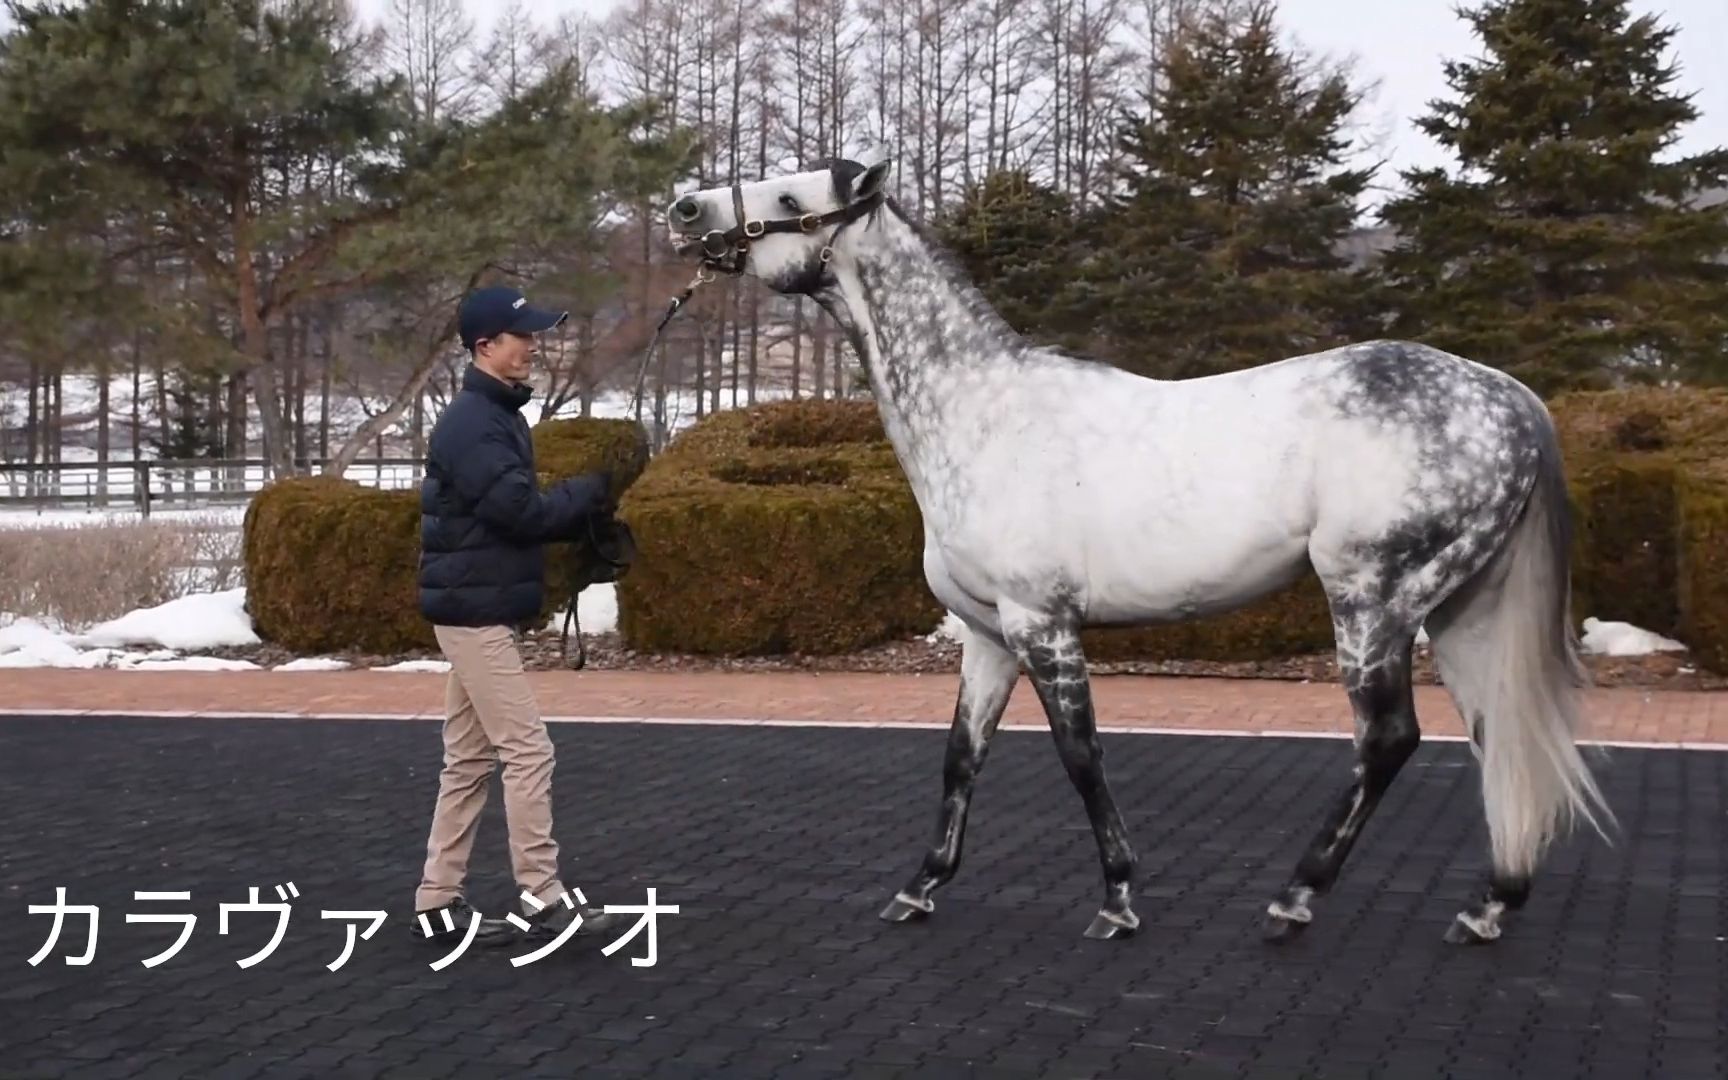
[126,656,263,672]
[926,611,970,645]
[273,657,351,672]
[72,588,259,651]
[1580,617,1687,657]
[547,583,618,636]
[0,617,109,668]
[373,659,451,673]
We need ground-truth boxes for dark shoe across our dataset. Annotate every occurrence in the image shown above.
[484,894,623,946]
[409,897,510,946]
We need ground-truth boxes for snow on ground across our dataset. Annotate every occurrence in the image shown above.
[0,618,103,669]
[925,611,970,644]
[0,505,250,529]
[1580,617,1687,656]
[274,657,352,672]
[73,588,260,651]
[0,616,191,671]
[0,589,261,669]
[126,656,263,672]
[373,659,451,673]
[546,583,619,638]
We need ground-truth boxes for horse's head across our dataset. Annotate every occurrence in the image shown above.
[665,158,893,294]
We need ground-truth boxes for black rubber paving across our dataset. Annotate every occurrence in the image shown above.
[0,714,1721,1079]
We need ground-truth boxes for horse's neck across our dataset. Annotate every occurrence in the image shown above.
[816,211,1028,500]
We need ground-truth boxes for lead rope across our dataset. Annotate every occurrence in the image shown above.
[561,264,715,670]
[561,591,586,669]
[630,264,716,424]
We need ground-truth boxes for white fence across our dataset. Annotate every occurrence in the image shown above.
[0,457,424,517]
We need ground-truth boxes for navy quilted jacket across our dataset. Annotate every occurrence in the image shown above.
[418,364,609,628]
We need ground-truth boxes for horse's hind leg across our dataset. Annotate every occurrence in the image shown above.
[1264,609,1421,943]
[880,625,1019,923]
[998,603,1138,940]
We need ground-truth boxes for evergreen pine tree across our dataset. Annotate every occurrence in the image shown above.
[1376,0,1728,392]
[1073,0,1376,378]
[936,170,1094,349]
[0,1,696,475]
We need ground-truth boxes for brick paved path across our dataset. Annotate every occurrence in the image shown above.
[2,713,1723,1079]
[5,668,1727,744]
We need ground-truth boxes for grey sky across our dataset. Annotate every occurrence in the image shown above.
[1277,0,1728,184]
[347,0,1725,190]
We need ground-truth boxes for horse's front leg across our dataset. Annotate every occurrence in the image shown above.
[1000,603,1139,940]
[880,624,1019,923]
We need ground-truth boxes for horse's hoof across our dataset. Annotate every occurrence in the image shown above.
[1084,909,1138,940]
[1442,915,1497,945]
[878,892,932,923]
[1262,913,1309,944]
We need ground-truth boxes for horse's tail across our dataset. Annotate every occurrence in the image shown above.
[1428,401,1616,882]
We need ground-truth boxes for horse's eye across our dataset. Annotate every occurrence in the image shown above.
[779,194,802,212]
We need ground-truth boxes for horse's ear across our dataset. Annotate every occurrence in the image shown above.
[856,159,892,202]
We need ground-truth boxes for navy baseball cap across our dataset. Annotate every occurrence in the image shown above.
[458,285,568,350]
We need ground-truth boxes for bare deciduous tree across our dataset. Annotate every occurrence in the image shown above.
[382,0,483,125]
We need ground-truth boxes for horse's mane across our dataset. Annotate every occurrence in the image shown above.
[876,194,1034,356]
[881,193,1108,369]
[818,156,1108,369]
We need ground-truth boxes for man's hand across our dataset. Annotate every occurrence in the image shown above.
[547,470,616,541]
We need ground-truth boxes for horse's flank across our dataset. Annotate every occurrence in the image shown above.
[812,198,1501,639]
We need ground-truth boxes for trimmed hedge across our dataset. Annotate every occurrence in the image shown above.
[1545,387,1728,672]
[243,416,648,655]
[1548,387,1726,645]
[1081,579,1337,663]
[1677,464,1728,676]
[614,400,945,655]
[1564,454,1682,639]
[243,476,430,654]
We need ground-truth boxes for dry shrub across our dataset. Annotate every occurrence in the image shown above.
[185,519,246,593]
[0,513,242,630]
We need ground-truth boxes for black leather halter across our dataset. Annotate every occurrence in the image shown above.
[677,179,886,276]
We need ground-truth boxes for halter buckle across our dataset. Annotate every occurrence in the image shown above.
[799,213,819,232]
[744,220,765,239]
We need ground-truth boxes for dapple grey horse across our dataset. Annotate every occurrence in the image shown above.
[663,158,1614,944]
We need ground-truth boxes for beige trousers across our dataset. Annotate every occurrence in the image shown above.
[414,624,566,913]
